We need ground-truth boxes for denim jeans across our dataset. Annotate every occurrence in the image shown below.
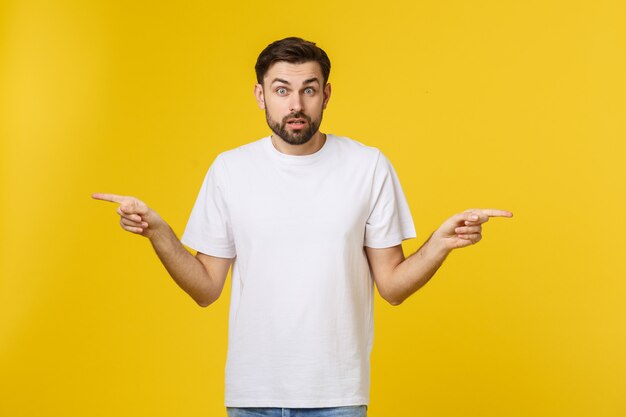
[226,405,367,417]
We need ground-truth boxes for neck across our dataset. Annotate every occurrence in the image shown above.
[271,131,327,156]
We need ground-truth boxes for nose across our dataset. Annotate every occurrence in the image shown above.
[289,93,303,113]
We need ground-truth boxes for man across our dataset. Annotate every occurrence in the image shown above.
[93,37,512,417]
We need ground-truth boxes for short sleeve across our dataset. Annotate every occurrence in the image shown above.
[181,155,236,258]
[364,152,416,248]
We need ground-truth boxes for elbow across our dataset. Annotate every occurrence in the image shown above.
[388,297,404,306]
[194,293,218,308]
[196,299,211,308]
[380,288,405,306]
[192,283,223,308]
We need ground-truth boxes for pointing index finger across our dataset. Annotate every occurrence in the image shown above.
[478,209,513,218]
[92,193,126,204]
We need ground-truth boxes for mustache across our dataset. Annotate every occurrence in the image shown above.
[282,112,311,123]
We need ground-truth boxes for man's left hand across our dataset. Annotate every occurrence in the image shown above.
[432,208,513,251]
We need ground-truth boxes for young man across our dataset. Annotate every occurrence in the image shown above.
[93,37,512,417]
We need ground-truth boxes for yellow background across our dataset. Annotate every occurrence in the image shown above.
[1,0,625,416]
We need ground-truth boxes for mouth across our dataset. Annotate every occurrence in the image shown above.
[286,118,308,129]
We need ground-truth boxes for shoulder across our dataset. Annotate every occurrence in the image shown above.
[216,137,266,162]
[329,134,379,154]
[194,138,267,187]
[327,134,382,163]
[329,136,402,184]
[209,137,268,173]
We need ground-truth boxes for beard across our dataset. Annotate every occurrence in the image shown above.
[266,110,322,146]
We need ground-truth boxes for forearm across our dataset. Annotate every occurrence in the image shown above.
[386,236,451,305]
[368,209,513,306]
[148,225,218,307]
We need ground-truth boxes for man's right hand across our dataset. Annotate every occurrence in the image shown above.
[92,192,232,307]
[92,193,165,239]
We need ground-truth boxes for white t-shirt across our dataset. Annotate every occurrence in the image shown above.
[181,134,416,408]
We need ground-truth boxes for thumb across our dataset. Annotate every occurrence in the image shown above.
[120,199,142,214]
[120,203,134,214]
[126,198,150,216]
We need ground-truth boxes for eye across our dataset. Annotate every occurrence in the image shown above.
[304,87,315,95]
[276,87,287,95]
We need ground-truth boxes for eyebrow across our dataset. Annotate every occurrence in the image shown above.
[270,77,321,86]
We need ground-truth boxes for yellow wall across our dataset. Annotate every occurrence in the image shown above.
[1,1,624,416]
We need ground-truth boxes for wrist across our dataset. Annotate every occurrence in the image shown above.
[146,219,170,241]
[425,234,452,260]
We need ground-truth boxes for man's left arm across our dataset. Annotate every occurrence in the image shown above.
[365,208,513,306]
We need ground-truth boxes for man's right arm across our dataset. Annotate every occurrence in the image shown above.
[92,193,233,307]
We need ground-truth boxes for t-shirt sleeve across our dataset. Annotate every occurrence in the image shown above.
[364,152,416,248]
[181,155,236,258]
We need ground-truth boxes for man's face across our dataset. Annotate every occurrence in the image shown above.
[254,61,331,145]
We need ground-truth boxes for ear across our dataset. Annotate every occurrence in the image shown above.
[322,83,331,109]
[254,84,265,110]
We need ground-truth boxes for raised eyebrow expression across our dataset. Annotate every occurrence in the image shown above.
[270,77,321,88]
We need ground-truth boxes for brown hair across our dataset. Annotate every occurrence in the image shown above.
[255,37,331,86]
